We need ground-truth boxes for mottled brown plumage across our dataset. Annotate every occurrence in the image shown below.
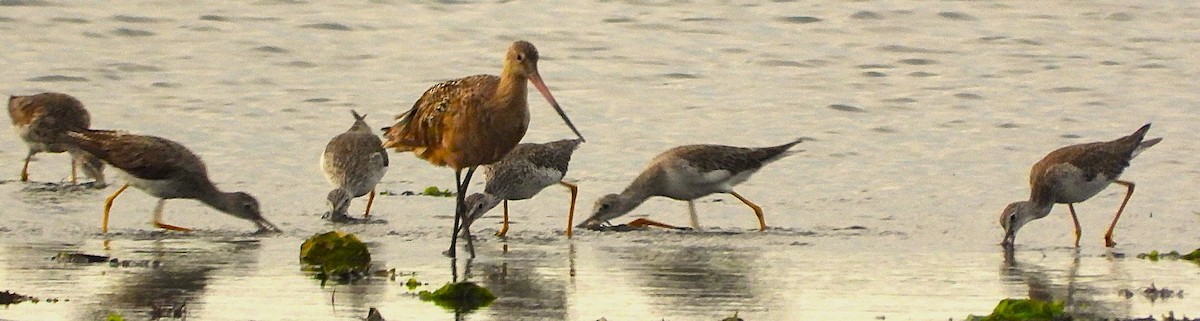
[321,110,388,221]
[379,41,585,258]
[62,129,279,233]
[1001,123,1161,248]
[7,92,104,184]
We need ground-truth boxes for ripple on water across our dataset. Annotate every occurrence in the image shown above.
[863,71,887,77]
[49,17,88,24]
[938,11,977,21]
[112,15,168,23]
[27,75,88,82]
[300,23,352,31]
[253,45,290,54]
[828,104,866,113]
[661,73,700,79]
[877,45,957,54]
[850,11,883,20]
[953,93,983,100]
[111,28,155,37]
[776,16,822,24]
[110,63,162,72]
[0,0,50,6]
[898,58,937,65]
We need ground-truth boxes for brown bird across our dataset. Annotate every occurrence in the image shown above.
[321,110,388,222]
[382,40,585,258]
[62,129,280,233]
[1000,123,1161,248]
[7,93,104,184]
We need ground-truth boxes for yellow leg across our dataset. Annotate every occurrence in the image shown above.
[627,218,680,229]
[152,200,193,232]
[20,153,32,182]
[363,188,376,218]
[496,200,510,237]
[730,191,767,231]
[69,158,78,184]
[687,200,701,230]
[1068,203,1082,247]
[102,184,130,233]
[560,181,578,238]
[1105,181,1136,248]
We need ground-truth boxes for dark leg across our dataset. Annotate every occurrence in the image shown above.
[1067,203,1082,247]
[1106,181,1135,247]
[20,150,33,182]
[447,169,464,258]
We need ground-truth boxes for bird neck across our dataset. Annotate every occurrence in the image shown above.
[493,71,529,111]
[197,188,240,215]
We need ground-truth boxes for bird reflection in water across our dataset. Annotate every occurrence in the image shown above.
[1000,247,1131,319]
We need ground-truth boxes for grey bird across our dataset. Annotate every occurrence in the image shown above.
[1000,123,1161,248]
[577,139,803,231]
[321,110,388,222]
[459,139,582,238]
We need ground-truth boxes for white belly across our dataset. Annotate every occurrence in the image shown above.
[1050,166,1114,204]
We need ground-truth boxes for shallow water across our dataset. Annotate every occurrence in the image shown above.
[3,1,1200,320]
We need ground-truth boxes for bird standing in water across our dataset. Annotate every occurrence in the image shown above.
[62,129,280,233]
[382,40,585,258]
[7,93,104,185]
[459,139,582,239]
[577,139,803,231]
[321,110,388,222]
[1000,123,1160,248]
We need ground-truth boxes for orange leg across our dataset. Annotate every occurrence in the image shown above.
[627,218,680,229]
[152,199,193,232]
[560,181,578,238]
[730,191,767,231]
[1105,181,1136,248]
[496,200,511,237]
[102,184,130,233]
[1067,203,1082,248]
[363,188,376,218]
[20,152,32,182]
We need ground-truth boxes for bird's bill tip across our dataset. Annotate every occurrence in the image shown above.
[255,219,282,234]
[528,72,586,142]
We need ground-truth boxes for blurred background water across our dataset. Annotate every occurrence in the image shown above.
[2,1,1199,320]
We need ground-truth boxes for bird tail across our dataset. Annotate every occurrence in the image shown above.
[1124,123,1161,159]
[60,129,121,160]
[760,138,806,163]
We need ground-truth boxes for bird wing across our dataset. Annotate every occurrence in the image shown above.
[382,75,499,153]
[67,130,201,180]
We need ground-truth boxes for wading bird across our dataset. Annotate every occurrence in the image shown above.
[321,110,388,222]
[382,41,585,258]
[8,93,104,184]
[1000,123,1160,248]
[459,139,582,238]
[62,129,280,233]
[577,139,803,231]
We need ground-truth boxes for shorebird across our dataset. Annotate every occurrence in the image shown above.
[1000,123,1161,248]
[61,129,280,233]
[576,139,803,231]
[321,110,388,222]
[382,40,585,258]
[7,93,105,184]
[459,139,582,238]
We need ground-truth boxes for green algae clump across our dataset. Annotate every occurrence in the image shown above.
[299,231,371,281]
[967,298,1070,321]
[1137,248,1200,264]
[422,186,454,197]
[418,282,496,312]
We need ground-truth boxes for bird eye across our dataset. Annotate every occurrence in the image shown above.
[516,54,525,62]
[599,203,611,211]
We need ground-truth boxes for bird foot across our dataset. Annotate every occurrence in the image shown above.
[155,223,193,232]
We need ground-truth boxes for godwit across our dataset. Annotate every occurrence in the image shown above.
[382,40,585,258]
[7,93,105,184]
[459,139,582,239]
[1000,123,1161,248]
[321,110,388,222]
[62,129,280,233]
[576,139,803,231]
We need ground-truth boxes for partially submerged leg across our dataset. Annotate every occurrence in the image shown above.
[69,155,78,184]
[448,167,478,258]
[687,200,701,230]
[363,187,377,218]
[102,183,130,233]
[152,199,193,232]
[496,200,510,237]
[1067,203,1082,247]
[560,181,578,238]
[1105,181,1136,248]
[20,150,33,182]
[730,191,767,231]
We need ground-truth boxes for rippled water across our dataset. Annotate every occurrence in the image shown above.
[3,1,1200,320]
